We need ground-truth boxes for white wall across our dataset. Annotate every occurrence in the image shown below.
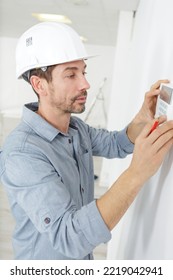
[100,11,134,187]
[105,0,173,259]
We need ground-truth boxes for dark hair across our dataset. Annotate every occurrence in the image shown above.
[22,65,56,99]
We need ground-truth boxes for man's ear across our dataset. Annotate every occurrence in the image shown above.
[30,76,47,97]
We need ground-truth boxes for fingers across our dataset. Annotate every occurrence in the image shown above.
[138,117,166,138]
[143,81,169,120]
[145,120,173,156]
[132,115,173,183]
[156,137,173,160]
[149,119,173,140]
[157,115,167,123]
[148,116,167,135]
[144,86,160,102]
[152,128,173,154]
[145,79,170,100]
[137,118,173,146]
[150,79,170,90]
[138,120,158,138]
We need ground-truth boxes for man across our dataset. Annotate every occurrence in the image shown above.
[0,22,173,260]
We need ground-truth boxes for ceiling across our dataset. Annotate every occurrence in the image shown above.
[0,0,139,46]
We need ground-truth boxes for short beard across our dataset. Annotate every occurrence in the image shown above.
[70,91,87,102]
[50,90,87,114]
[73,105,86,114]
[64,104,86,114]
[68,91,87,114]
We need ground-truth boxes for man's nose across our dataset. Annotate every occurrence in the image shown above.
[79,76,90,91]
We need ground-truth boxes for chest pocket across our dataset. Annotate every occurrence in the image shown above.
[78,143,90,175]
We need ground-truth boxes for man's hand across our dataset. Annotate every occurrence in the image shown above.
[96,117,173,231]
[127,79,170,143]
[129,118,173,184]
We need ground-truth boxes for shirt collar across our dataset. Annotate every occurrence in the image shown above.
[22,102,78,142]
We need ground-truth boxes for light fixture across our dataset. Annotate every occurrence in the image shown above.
[32,13,87,42]
[65,0,88,5]
[32,13,72,24]
[80,36,88,43]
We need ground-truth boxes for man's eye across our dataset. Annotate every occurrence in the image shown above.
[67,74,75,78]
[83,71,87,76]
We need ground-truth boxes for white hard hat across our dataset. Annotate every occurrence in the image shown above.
[16,22,93,79]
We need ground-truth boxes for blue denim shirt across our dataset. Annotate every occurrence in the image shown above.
[0,103,134,260]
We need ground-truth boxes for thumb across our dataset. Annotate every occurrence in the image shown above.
[140,116,167,138]
[139,120,158,138]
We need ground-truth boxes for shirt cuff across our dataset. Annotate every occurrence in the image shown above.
[77,200,111,247]
[117,126,134,154]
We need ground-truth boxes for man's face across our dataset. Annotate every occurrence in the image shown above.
[44,60,90,114]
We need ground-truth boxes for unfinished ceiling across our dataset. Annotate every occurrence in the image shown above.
[0,0,139,45]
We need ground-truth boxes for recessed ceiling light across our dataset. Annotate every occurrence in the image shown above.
[65,0,88,5]
[80,36,88,43]
[32,13,72,24]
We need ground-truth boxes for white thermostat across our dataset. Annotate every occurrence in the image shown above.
[155,83,173,120]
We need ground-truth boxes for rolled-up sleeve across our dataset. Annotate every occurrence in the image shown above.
[116,126,134,154]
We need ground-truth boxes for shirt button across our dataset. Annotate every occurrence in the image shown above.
[81,187,84,193]
[44,217,51,224]
[68,139,72,144]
